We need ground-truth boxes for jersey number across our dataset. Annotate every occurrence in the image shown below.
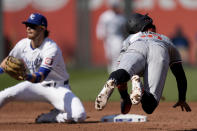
[141,34,162,40]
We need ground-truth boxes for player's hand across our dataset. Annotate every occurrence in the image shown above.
[173,101,191,112]
[0,57,8,69]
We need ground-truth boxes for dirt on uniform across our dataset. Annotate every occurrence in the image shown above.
[0,101,196,131]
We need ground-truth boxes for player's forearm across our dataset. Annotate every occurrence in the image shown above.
[176,74,187,101]
[26,67,51,83]
[26,72,45,83]
[170,63,187,101]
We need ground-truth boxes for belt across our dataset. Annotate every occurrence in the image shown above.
[44,80,69,87]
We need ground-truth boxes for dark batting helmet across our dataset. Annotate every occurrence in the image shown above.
[126,13,153,34]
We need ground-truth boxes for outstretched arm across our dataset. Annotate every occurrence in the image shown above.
[170,62,191,112]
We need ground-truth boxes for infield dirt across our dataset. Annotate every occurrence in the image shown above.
[0,101,196,131]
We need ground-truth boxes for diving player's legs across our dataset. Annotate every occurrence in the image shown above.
[117,52,146,105]
[142,44,169,114]
[95,51,146,112]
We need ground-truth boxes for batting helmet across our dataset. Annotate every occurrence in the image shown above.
[126,13,153,34]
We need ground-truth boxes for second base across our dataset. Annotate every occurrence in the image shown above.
[101,114,147,122]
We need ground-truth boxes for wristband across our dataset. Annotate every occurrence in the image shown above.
[35,72,42,83]
[26,74,33,81]
[0,67,4,74]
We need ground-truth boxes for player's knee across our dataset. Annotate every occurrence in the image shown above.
[72,112,86,122]
[109,69,130,85]
[142,104,157,114]
[141,91,158,114]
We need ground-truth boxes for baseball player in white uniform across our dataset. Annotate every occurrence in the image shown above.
[95,13,191,114]
[0,13,86,123]
[96,1,126,73]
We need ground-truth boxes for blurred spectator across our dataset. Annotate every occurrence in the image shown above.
[171,26,189,64]
[96,0,127,73]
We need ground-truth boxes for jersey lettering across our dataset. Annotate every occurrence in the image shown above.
[141,34,163,40]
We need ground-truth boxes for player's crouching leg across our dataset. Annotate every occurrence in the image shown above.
[72,111,86,122]
[56,111,86,123]
[36,109,86,123]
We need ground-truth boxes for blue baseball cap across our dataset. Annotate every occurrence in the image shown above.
[22,13,48,28]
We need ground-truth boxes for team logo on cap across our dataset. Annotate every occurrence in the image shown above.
[30,14,35,20]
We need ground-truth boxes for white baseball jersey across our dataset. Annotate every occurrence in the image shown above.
[116,31,181,102]
[9,38,69,82]
[96,10,126,40]
[96,9,126,73]
[0,37,86,122]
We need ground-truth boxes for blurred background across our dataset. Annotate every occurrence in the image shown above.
[1,0,197,66]
[0,0,197,101]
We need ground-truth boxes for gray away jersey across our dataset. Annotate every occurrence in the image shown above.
[121,31,182,66]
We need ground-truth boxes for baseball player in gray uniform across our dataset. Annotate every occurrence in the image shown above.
[95,13,191,114]
[0,13,86,123]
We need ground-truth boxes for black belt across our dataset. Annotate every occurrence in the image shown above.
[44,80,69,87]
[64,80,69,85]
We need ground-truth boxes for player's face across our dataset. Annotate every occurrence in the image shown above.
[25,24,44,39]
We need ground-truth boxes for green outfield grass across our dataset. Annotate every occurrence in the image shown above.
[0,65,196,102]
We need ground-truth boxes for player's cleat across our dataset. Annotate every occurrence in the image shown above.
[121,95,132,114]
[95,79,116,110]
[130,75,144,105]
[35,108,59,123]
